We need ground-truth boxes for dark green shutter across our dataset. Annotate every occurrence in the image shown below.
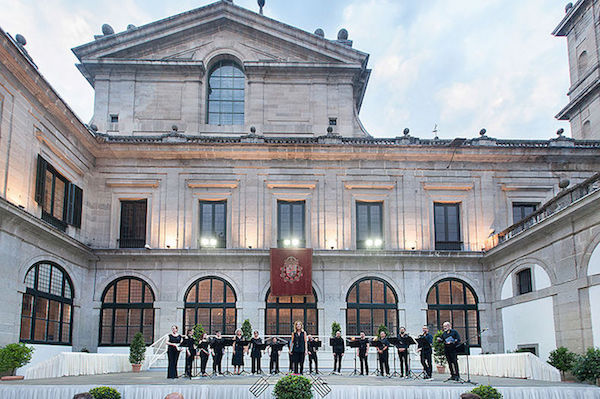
[34,155,47,205]
[66,183,83,228]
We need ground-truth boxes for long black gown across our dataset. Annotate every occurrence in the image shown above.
[167,333,183,379]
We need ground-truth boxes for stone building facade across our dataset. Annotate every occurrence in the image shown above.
[0,0,599,370]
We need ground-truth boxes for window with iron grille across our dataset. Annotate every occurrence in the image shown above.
[207,60,245,125]
[265,289,318,336]
[184,277,237,335]
[346,277,398,336]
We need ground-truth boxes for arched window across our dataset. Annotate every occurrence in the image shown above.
[207,60,244,125]
[582,120,591,139]
[20,262,74,344]
[265,289,318,336]
[346,277,398,336]
[100,277,155,345]
[578,51,589,77]
[184,277,236,335]
[426,278,480,347]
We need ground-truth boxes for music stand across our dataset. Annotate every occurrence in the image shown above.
[413,336,430,380]
[196,341,210,378]
[238,340,252,375]
[223,338,234,376]
[403,335,421,380]
[254,343,268,375]
[388,337,402,377]
[268,343,285,375]
[347,339,361,376]
[370,340,386,377]
[328,338,337,375]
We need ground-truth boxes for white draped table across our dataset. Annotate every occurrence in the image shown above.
[0,385,599,399]
[25,353,130,380]
[457,353,561,381]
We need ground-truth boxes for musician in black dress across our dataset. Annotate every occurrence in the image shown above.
[268,337,282,374]
[307,335,319,374]
[417,325,433,380]
[182,328,197,378]
[166,325,183,379]
[249,330,263,374]
[377,330,390,377]
[331,330,345,374]
[439,321,461,381]
[211,331,225,375]
[232,329,246,375]
[198,332,210,376]
[290,321,307,374]
[357,331,370,375]
[397,327,410,377]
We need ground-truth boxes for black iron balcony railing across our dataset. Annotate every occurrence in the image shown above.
[118,238,146,248]
[487,173,600,249]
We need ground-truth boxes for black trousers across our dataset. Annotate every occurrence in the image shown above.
[167,347,180,379]
[333,353,343,372]
[398,350,409,376]
[309,353,318,373]
[270,356,279,373]
[185,351,196,377]
[359,355,369,375]
[200,352,209,374]
[378,351,389,375]
[445,348,459,379]
[420,350,432,377]
[251,355,262,374]
[292,352,305,374]
[213,352,223,374]
[288,353,293,371]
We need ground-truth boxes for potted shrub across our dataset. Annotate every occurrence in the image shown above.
[129,332,146,372]
[0,342,34,380]
[89,386,121,399]
[376,324,389,337]
[469,385,503,399]
[192,323,205,345]
[572,347,600,386]
[241,319,252,340]
[273,374,312,399]
[433,330,447,374]
[548,347,576,380]
[330,321,341,337]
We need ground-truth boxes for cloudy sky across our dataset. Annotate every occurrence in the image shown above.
[0,0,573,139]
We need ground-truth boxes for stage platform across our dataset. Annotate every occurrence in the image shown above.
[1,371,598,399]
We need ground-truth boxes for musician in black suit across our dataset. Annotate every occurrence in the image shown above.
[181,328,197,378]
[249,330,263,374]
[211,331,225,375]
[268,337,282,374]
[331,331,345,374]
[417,325,433,380]
[357,331,370,375]
[198,332,210,376]
[396,327,410,377]
[377,331,390,376]
[439,321,461,381]
[307,335,319,374]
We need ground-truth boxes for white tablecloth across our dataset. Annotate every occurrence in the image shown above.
[0,385,598,399]
[457,353,561,381]
[25,352,130,380]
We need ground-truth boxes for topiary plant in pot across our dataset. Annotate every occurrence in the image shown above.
[241,319,253,340]
[129,332,146,372]
[330,321,341,337]
[0,342,34,380]
[89,386,121,399]
[273,374,312,399]
[469,385,503,399]
[433,330,447,374]
[548,347,576,380]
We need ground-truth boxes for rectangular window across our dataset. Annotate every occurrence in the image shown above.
[356,201,383,249]
[119,200,147,248]
[277,200,305,248]
[199,200,226,248]
[434,202,462,250]
[34,155,83,231]
[512,202,538,225]
[516,268,533,295]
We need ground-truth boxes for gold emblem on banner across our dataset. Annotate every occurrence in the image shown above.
[280,256,303,283]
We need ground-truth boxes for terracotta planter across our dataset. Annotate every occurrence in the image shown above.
[131,364,142,373]
[436,365,446,374]
[1,375,24,381]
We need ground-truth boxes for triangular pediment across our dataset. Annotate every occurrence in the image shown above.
[72,1,368,66]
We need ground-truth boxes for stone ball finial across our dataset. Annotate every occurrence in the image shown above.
[559,178,570,189]
[314,28,325,37]
[127,24,136,30]
[556,128,564,136]
[102,24,115,36]
[89,123,98,132]
[337,28,349,41]
[479,128,487,136]
[171,125,178,132]
[403,128,410,136]
[250,126,256,134]
[15,34,27,46]
[565,2,573,13]
[327,126,333,134]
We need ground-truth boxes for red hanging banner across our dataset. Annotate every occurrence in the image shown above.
[270,248,313,296]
